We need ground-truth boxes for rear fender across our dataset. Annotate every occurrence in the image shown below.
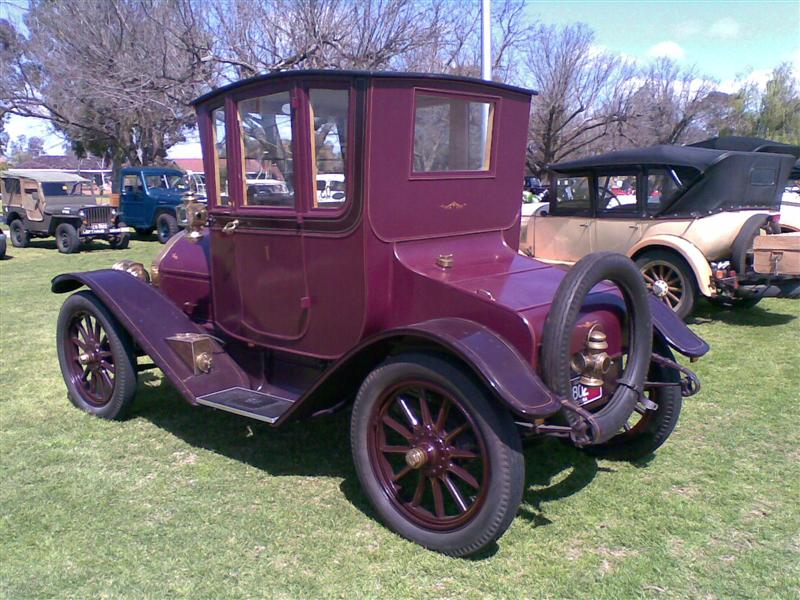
[630,235,714,297]
[52,270,250,403]
[280,318,562,424]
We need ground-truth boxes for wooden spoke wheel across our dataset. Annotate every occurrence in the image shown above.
[56,291,137,420]
[368,381,489,530]
[351,354,524,557]
[636,250,697,320]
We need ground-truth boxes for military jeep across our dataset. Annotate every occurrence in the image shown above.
[51,71,707,556]
[2,170,130,253]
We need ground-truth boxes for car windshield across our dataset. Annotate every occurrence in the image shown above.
[41,181,95,197]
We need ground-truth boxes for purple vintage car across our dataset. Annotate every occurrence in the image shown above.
[51,71,707,556]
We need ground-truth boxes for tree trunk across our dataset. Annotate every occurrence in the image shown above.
[110,156,124,194]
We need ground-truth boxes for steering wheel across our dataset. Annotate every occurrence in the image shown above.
[601,189,621,208]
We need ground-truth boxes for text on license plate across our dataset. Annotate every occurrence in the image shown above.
[570,376,604,406]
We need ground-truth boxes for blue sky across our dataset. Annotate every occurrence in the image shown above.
[525,0,799,84]
[4,0,799,157]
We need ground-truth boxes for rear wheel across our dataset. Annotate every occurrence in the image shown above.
[636,250,697,320]
[156,213,178,244]
[583,345,682,460]
[55,223,81,254]
[9,220,29,248]
[351,353,524,557]
[56,291,137,419]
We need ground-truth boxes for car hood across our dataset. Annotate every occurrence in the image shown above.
[392,232,626,364]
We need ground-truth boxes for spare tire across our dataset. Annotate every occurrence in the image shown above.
[730,214,769,275]
[541,252,652,445]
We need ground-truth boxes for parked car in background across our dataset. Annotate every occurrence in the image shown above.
[521,144,800,318]
[315,173,346,207]
[119,166,199,243]
[51,70,707,557]
[184,171,207,200]
[2,169,130,254]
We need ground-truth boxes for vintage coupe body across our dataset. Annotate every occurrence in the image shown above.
[52,71,707,556]
[2,169,131,253]
[521,144,800,318]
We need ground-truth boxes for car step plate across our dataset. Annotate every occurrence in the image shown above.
[196,387,294,424]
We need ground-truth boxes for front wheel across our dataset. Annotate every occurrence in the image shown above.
[55,223,81,254]
[156,213,178,244]
[56,291,137,419]
[108,223,130,250]
[351,353,524,557]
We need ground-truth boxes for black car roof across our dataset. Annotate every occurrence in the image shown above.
[548,145,728,173]
[192,69,536,106]
[689,136,800,157]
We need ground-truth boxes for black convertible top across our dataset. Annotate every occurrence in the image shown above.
[548,142,796,217]
[549,145,726,173]
[689,136,800,179]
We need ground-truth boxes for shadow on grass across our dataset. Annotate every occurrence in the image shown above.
[131,375,650,560]
[689,299,796,327]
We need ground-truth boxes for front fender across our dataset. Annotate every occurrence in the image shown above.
[280,318,562,424]
[629,234,714,297]
[52,270,250,402]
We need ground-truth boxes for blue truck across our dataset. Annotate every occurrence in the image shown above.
[119,166,202,243]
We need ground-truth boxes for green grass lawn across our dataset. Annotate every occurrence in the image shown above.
[1,235,799,599]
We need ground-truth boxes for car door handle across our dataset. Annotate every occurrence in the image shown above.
[222,219,239,234]
[628,224,640,229]
[579,222,590,228]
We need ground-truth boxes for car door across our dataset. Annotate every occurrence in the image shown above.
[592,171,645,253]
[120,173,146,226]
[533,174,594,263]
[210,85,310,343]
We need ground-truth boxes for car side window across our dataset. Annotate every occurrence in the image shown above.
[552,176,591,215]
[596,174,639,216]
[123,175,143,193]
[238,91,295,208]
[309,88,348,210]
[646,167,698,215]
[211,107,230,207]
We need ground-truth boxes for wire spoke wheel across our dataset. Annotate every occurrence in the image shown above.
[368,381,489,531]
[65,310,116,406]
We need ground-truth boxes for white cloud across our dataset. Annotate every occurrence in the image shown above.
[708,17,741,40]
[646,41,686,61]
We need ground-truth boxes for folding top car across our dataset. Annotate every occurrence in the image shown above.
[50,70,707,556]
[522,144,800,318]
[2,169,130,253]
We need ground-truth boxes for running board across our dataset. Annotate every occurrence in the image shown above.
[196,387,294,424]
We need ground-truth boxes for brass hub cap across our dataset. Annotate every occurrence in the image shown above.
[405,447,428,469]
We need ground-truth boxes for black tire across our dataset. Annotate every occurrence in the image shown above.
[55,222,81,254]
[9,220,29,248]
[0,234,6,259]
[351,353,524,557]
[730,214,768,275]
[542,252,653,445]
[134,227,154,237]
[108,223,130,250]
[56,291,137,420]
[156,213,178,244]
[583,342,682,460]
[636,249,697,320]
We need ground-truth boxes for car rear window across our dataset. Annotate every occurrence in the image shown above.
[412,93,493,173]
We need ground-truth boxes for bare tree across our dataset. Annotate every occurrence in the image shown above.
[622,58,719,146]
[524,23,635,175]
[0,0,214,189]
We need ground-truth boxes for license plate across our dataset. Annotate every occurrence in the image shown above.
[570,376,604,406]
